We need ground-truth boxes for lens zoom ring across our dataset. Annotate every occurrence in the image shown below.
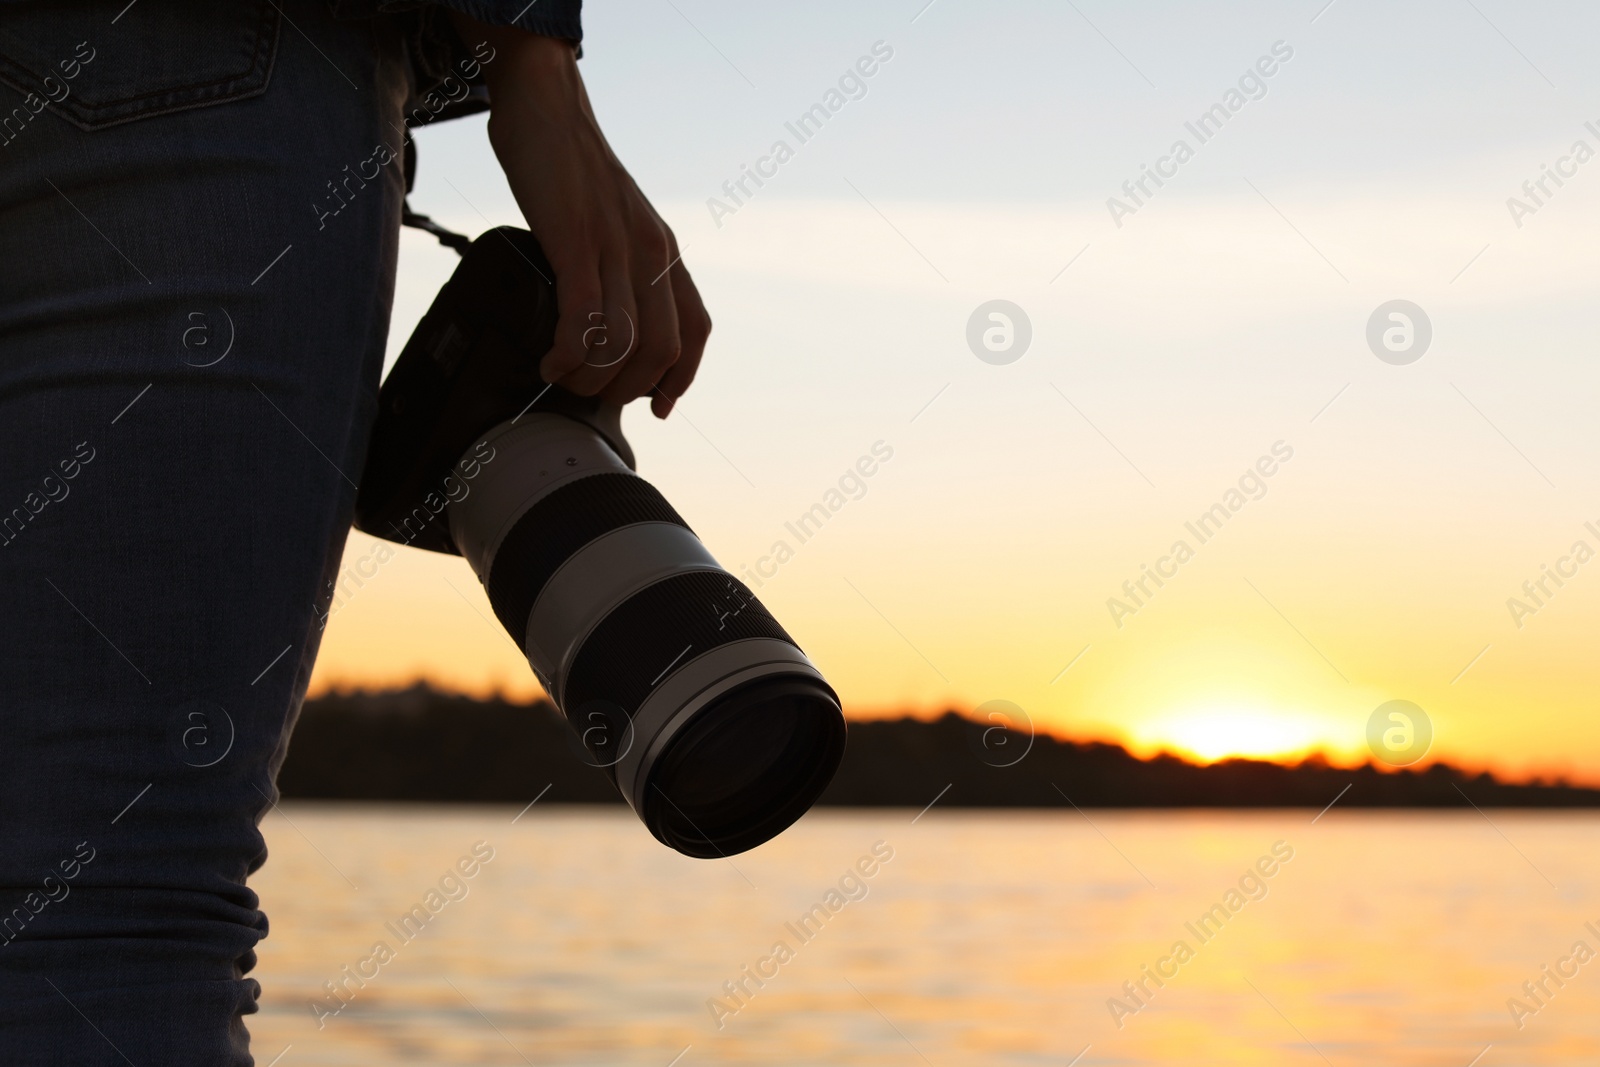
[485,473,691,636]
[563,571,798,718]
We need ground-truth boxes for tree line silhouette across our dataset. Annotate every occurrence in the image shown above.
[275,684,1600,807]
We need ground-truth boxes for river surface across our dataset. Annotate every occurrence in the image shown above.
[248,806,1600,1065]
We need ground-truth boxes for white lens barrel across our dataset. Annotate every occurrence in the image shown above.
[448,415,634,583]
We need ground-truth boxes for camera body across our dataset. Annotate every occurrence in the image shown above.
[354,228,847,857]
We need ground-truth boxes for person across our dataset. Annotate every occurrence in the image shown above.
[0,1,707,1061]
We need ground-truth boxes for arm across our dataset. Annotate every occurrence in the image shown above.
[445,12,710,419]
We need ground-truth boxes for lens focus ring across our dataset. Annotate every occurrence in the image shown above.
[483,471,690,639]
[523,521,725,693]
[561,570,798,719]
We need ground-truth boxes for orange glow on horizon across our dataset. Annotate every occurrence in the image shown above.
[301,674,1487,778]
[1116,704,1363,766]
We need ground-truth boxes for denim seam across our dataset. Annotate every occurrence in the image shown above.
[0,1,281,129]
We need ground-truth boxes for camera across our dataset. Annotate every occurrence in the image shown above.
[354,227,847,857]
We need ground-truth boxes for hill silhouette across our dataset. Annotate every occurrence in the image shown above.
[276,684,1600,807]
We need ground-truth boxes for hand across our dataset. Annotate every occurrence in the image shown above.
[449,15,710,418]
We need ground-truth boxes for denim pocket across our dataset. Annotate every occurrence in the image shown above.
[0,0,279,130]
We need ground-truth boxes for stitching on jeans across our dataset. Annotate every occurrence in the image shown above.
[64,1,277,110]
[0,0,278,122]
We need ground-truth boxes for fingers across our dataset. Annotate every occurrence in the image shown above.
[650,260,711,418]
[548,260,638,396]
[540,256,604,387]
[600,248,682,407]
[541,215,709,413]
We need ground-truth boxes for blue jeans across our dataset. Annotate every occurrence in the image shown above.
[0,2,411,1061]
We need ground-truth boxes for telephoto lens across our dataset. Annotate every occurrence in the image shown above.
[354,227,846,857]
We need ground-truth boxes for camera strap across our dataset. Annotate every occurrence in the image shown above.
[399,137,471,255]
[401,201,472,255]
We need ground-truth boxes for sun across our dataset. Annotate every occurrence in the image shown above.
[1129,705,1348,764]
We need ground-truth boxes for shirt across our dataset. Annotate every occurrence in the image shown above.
[335,0,586,125]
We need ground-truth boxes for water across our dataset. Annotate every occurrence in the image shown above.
[250,806,1600,1065]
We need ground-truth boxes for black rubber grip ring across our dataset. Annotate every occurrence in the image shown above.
[484,472,691,638]
[562,570,799,719]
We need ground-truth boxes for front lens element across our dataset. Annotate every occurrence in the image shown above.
[644,676,846,858]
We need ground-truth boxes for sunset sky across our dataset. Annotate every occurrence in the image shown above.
[309,0,1600,784]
